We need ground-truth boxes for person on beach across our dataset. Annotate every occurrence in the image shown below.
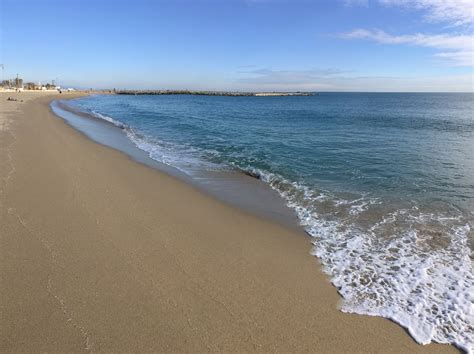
[7,97,23,102]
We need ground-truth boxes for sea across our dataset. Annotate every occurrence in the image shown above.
[53,93,474,352]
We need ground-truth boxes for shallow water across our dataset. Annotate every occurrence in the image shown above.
[65,93,473,352]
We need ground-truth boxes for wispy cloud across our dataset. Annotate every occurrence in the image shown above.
[341,0,474,66]
[234,68,473,92]
[236,68,349,84]
[343,0,369,7]
[342,29,472,50]
[434,51,474,67]
[236,64,258,69]
[341,29,474,66]
[379,0,474,27]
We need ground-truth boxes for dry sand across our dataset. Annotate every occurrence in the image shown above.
[0,92,457,352]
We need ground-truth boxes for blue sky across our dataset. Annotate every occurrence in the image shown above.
[1,0,473,91]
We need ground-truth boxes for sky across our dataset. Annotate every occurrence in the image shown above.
[1,0,473,92]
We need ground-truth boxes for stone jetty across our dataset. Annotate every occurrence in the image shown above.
[115,90,313,97]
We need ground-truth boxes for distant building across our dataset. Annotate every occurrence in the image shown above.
[1,79,12,88]
[24,82,38,90]
[1,76,23,90]
[1,77,60,91]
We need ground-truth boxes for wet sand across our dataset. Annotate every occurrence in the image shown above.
[0,91,456,352]
[50,99,302,231]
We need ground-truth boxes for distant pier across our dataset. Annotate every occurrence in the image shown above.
[115,90,313,97]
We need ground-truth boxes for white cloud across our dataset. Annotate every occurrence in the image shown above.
[235,68,473,92]
[342,29,472,50]
[341,29,474,66]
[237,68,348,83]
[379,0,474,27]
[343,0,369,7]
[434,51,474,66]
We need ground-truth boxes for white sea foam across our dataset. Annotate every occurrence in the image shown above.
[90,111,128,129]
[245,167,473,353]
[126,128,223,175]
[87,109,218,173]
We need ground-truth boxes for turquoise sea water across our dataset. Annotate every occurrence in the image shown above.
[65,93,473,351]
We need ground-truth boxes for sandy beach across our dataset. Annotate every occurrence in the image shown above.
[0,92,456,352]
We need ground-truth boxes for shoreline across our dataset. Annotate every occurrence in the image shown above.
[0,91,457,352]
[51,98,303,232]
